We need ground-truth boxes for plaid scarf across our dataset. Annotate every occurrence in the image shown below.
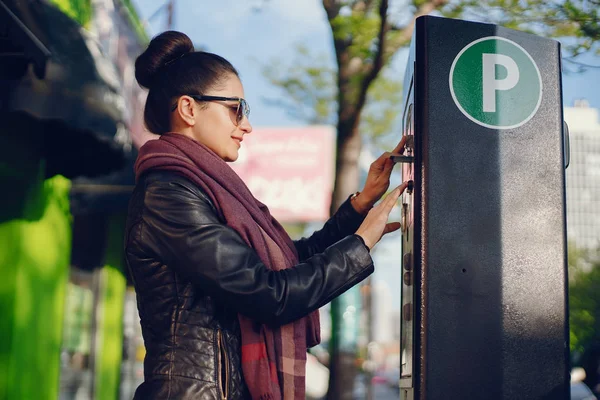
[134,133,320,400]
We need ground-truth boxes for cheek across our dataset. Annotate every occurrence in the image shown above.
[200,128,234,157]
[194,109,237,158]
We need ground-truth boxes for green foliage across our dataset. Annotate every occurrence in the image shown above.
[261,45,337,124]
[440,0,600,56]
[265,0,600,149]
[48,0,148,43]
[560,0,600,55]
[569,244,600,355]
[262,44,402,140]
[358,68,402,144]
[49,0,92,27]
[265,0,600,134]
[331,11,382,61]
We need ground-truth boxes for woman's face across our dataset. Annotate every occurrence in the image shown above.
[191,74,252,162]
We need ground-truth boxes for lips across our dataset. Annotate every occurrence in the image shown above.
[232,137,243,146]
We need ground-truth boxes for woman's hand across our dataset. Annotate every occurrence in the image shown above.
[355,182,407,250]
[351,136,408,215]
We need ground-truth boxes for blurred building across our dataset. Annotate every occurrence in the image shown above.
[1,1,359,398]
[391,310,401,343]
[0,0,146,399]
[564,101,600,250]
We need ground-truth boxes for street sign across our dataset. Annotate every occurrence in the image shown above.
[450,36,543,129]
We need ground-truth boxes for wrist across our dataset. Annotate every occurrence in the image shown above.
[355,234,371,251]
[350,191,373,215]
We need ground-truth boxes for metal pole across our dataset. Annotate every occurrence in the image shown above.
[166,0,175,29]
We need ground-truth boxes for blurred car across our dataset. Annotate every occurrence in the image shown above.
[571,381,597,400]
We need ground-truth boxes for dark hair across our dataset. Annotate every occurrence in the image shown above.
[135,31,239,134]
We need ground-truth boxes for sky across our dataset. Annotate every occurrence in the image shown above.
[131,0,600,309]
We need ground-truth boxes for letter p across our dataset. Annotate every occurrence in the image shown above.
[482,53,519,113]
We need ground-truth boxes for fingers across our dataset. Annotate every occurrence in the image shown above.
[371,151,392,170]
[373,135,408,169]
[356,182,406,249]
[372,182,407,210]
[392,135,408,155]
[382,182,407,211]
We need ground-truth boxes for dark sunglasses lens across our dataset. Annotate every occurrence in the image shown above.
[236,101,243,125]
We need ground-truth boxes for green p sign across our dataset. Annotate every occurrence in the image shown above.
[450,36,542,129]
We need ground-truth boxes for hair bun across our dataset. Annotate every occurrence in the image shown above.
[135,31,194,89]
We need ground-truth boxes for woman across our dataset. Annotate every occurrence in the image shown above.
[125,30,408,400]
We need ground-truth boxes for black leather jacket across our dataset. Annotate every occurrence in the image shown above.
[124,171,374,399]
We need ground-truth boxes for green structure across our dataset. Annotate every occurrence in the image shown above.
[0,0,147,398]
[0,172,71,400]
[94,216,128,400]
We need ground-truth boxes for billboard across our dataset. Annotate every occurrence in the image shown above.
[231,126,335,222]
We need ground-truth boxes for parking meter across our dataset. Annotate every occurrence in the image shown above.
[396,16,569,400]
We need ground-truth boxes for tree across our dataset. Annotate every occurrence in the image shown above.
[263,1,600,398]
[262,44,402,147]
[561,0,600,56]
[569,244,600,392]
[323,3,441,397]
[569,244,600,356]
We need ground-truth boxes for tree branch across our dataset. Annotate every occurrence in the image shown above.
[364,0,377,12]
[351,0,376,12]
[353,0,389,122]
[322,0,342,20]
[322,0,351,71]
[384,0,449,62]
[563,57,600,69]
[344,0,448,139]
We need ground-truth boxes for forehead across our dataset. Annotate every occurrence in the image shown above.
[212,74,244,97]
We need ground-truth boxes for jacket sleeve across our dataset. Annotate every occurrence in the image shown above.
[139,178,373,327]
[293,197,367,261]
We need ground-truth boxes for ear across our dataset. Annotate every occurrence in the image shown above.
[175,96,197,127]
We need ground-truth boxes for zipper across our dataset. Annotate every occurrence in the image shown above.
[216,329,230,399]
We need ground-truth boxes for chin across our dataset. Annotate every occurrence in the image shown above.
[224,153,239,163]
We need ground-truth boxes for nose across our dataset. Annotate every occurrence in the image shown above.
[239,116,252,134]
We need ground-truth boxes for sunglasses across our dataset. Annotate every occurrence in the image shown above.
[171,95,250,126]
